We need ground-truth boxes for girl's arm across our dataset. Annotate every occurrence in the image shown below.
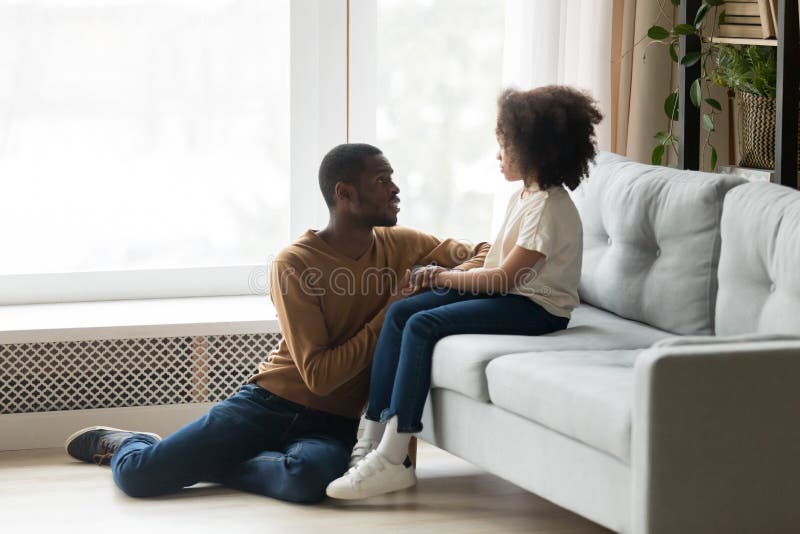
[432,246,545,294]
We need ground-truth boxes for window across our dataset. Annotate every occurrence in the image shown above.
[0,0,612,305]
[370,0,612,243]
[375,0,507,245]
[0,0,290,277]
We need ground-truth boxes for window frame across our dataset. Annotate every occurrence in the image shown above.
[0,0,348,306]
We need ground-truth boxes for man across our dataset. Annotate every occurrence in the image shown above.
[65,143,489,503]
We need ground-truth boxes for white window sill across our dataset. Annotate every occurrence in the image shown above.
[0,295,279,344]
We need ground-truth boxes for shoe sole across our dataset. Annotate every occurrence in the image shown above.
[64,425,162,456]
[326,475,417,500]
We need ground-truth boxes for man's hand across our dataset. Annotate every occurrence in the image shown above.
[385,269,416,307]
[411,264,448,290]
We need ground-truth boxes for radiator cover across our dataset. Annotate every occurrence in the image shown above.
[0,333,282,415]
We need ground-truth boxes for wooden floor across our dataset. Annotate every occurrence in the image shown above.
[0,441,610,534]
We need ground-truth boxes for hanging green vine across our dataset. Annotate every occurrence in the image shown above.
[646,0,726,170]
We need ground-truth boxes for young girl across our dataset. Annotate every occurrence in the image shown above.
[326,86,603,500]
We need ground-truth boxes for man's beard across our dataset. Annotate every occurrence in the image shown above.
[364,208,397,226]
[363,212,398,228]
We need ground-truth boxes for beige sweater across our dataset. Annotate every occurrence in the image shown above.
[248,227,489,418]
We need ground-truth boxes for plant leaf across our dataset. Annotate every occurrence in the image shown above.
[694,3,710,28]
[652,144,665,165]
[655,131,670,144]
[671,0,680,6]
[681,51,702,66]
[718,9,726,25]
[710,146,718,170]
[669,42,679,62]
[702,113,715,132]
[664,91,680,121]
[690,79,702,108]
[648,25,671,40]
[705,97,722,111]
[674,23,698,35]
[712,44,778,98]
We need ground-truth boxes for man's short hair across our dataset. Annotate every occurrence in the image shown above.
[318,143,383,209]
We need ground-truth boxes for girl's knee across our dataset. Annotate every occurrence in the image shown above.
[386,300,415,326]
[405,310,440,337]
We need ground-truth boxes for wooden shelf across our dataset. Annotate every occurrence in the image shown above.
[691,0,798,188]
[710,36,778,46]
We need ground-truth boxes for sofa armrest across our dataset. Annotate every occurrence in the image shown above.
[649,332,800,348]
[631,338,800,534]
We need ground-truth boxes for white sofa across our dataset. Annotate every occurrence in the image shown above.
[420,153,800,533]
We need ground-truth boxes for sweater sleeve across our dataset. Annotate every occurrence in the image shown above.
[453,242,491,270]
[417,236,491,271]
[270,260,388,397]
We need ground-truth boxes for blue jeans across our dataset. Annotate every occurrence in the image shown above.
[366,289,569,433]
[111,384,358,503]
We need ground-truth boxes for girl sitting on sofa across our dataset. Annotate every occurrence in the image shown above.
[326,85,603,500]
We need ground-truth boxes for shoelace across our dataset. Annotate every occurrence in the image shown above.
[92,437,117,465]
[100,437,116,452]
[93,452,113,465]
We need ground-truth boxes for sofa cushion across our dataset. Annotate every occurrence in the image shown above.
[716,182,800,336]
[572,152,745,335]
[430,303,669,402]
[486,350,639,462]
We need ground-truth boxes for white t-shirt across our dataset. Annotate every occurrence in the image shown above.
[483,184,583,318]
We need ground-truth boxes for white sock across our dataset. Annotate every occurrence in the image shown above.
[376,416,412,465]
[361,418,385,442]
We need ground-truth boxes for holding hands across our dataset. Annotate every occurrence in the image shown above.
[410,264,448,290]
[386,265,449,309]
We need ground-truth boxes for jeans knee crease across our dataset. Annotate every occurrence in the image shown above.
[290,442,303,459]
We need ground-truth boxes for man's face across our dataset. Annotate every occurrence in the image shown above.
[348,154,401,227]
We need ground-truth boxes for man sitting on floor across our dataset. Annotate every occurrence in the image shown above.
[65,143,489,503]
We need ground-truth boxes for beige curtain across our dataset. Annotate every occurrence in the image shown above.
[611,0,731,169]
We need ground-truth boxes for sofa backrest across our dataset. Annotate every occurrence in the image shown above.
[572,152,745,335]
[716,182,800,335]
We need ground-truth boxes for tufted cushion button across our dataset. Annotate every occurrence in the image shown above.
[769,283,776,293]
[655,248,661,257]
[607,237,612,245]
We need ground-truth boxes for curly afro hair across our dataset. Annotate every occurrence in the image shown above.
[496,86,603,191]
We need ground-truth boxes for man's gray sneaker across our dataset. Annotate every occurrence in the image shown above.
[65,426,162,465]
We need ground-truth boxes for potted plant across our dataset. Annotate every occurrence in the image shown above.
[646,0,726,169]
[713,44,799,170]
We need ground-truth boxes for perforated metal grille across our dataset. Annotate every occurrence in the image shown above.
[0,333,282,415]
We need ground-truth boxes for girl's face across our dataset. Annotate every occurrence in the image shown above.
[497,141,523,182]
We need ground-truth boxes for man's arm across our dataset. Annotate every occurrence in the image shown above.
[454,241,491,270]
[270,260,410,397]
[418,237,491,271]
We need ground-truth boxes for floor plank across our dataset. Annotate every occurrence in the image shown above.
[0,441,611,534]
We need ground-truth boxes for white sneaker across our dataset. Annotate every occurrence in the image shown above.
[326,450,417,500]
[349,438,378,468]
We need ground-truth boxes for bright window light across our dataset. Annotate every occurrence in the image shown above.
[0,0,290,276]
[376,0,507,245]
